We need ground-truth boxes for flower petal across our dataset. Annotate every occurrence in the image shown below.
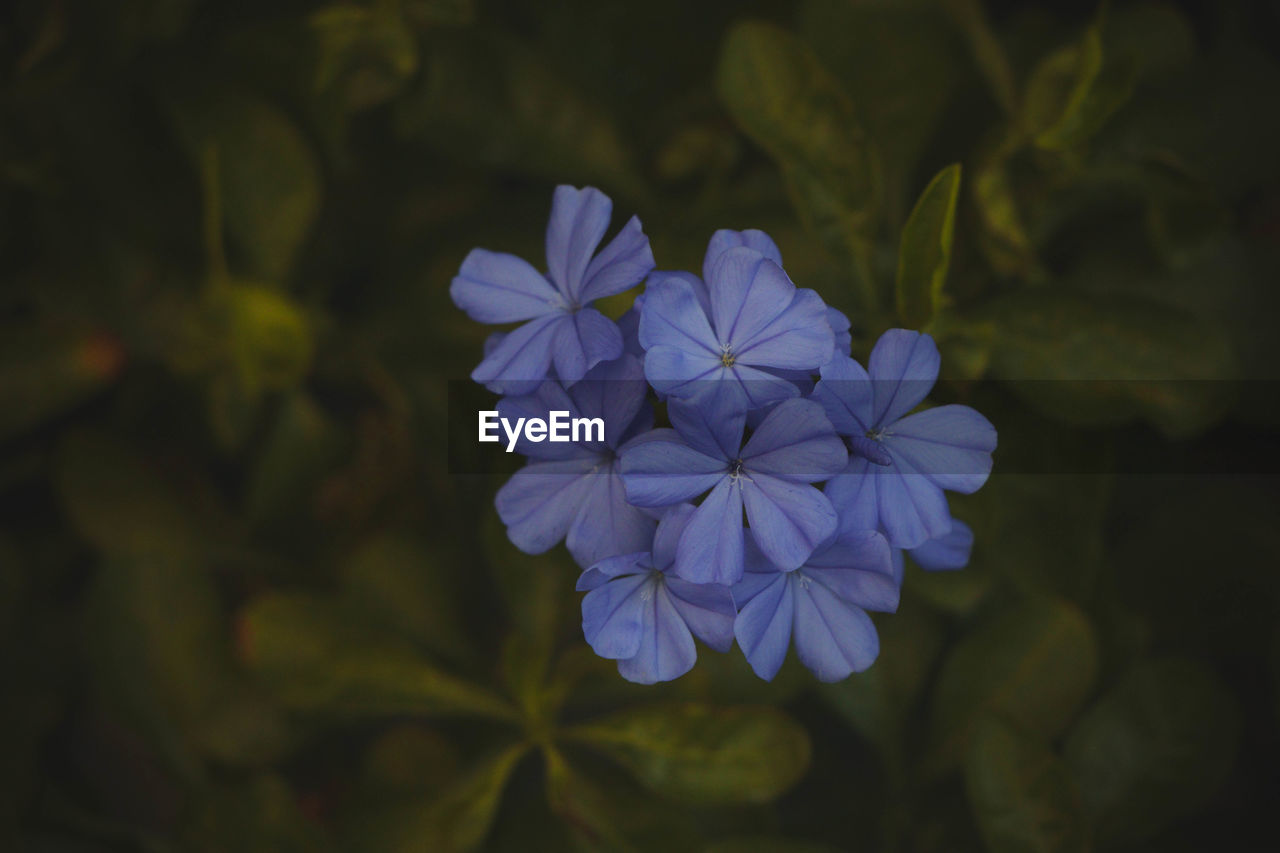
[812,355,874,436]
[886,404,997,493]
[868,329,940,427]
[805,531,899,612]
[566,461,658,568]
[826,456,881,536]
[908,519,974,571]
[741,398,847,482]
[742,473,837,571]
[616,583,697,684]
[668,397,744,462]
[703,228,783,281]
[792,574,880,682]
[495,456,598,554]
[450,249,563,323]
[637,276,719,356]
[734,288,834,371]
[619,430,727,507]
[577,552,648,590]
[545,185,611,301]
[471,313,566,395]
[734,572,794,681]
[567,354,650,450]
[581,572,650,660]
[707,248,796,349]
[651,503,698,571]
[875,452,954,549]
[550,307,623,385]
[579,215,655,303]
[643,346,726,399]
[674,477,745,584]
[496,380,589,460]
[827,307,853,358]
[665,577,737,653]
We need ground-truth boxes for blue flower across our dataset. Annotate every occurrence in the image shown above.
[908,519,974,571]
[733,530,898,682]
[638,244,834,414]
[812,330,997,549]
[577,504,736,684]
[494,355,656,568]
[451,185,655,395]
[619,396,847,585]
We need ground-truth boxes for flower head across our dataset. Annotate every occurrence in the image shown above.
[577,504,736,684]
[619,396,847,585]
[733,529,897,682]
[494,355,656,568]
[451,185,655,395]
[813,330,997,549]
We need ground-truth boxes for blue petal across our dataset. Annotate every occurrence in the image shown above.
[826,307,853,358]
[791,573,880,682]
[545,186,611,302]
[713,363,803,413]
[495,457,598,554]
[566,460,658,568]
[742,473,837,571]
[643,346,726,399]
[732,564,784,609]
[617,306,643,359]
[496,381,587,460]
[811,355,874,436]
[577,552,649,591]
[637,276,719,356]
[581,572,650,660]
[450,249,563,323]
[909,519,974,571]
[471,313,566,395]
[651,503,698,571]
[668,397,744,462]
[665,577,737,653]
[703,228,783,281]
[674,477,745,584]
[567,354,650,450]
[579,215,655,304]
[619,430,727,507]
[734,288,834,371]
[825,456,881,537]
[875,451,954,549]
[885,404,997,493]
[868,329,940,427]
[616,582,697,684]
[805,531,899,613]
[734,572,794,681]
[707,248,796,350]
[550,307,623,385]
[741,398,847,482]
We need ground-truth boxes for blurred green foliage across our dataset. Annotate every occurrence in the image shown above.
[1,0,1278,850]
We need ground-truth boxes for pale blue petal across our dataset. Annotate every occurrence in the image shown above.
[665,577,737,653]
[826,307,853,358]
[668,397,744,462]
[619,431,727,507]
[742,473,837,571]
[734,573,794,681]
[651,503,698,571]
[637,276,719,355]
[707,248,796,349]
[567,354,649,450]
[674,477,745,585]
[811,355,874,435]
[876,451,954,549]
[741,398,847,482]
[577,553,649,590]
[545,185,611,301]
[826,456,880,537]
[868,329,940,426]
[886,404,997,493]
[550,307,622,385]
[703,228,783,281]
[909,519,974,571]
[579,215,655,303]
[471,313,566,395]
[643,346,726,398]
[792,575,880,681]
[566,460,657,568]
[616,583,697,684]
[805,531,899,613]
[581,572,650,660]
[450,249,563,323]
[496,380,585,460]
[734,289,833,371]
[495,456,598,554]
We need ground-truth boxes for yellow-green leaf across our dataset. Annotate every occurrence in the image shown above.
[896,163,962,329]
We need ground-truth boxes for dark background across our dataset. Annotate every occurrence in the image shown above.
[2,0,1278,850]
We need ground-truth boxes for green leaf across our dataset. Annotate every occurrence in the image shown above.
[972,131,1035,278]
[1063,659,1240,844]
[716,21,880,270]
[943,0,1018,115]
[568,703,811,805]
[1023,26,1136,153]
[210,282,314,394]
[896,163,962,328]
[0,327,123,443]
[182,775,335,853]
[965,716,1089,853]
[245,391,345,524]
[977,290,1235,438]
[310,3,418,112]
[237,592,516,721]
[928,597,1099,776]
[172,95,322,280]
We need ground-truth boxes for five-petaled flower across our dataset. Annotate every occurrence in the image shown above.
[451,185,655,395]
[578,504,736,684]
[619,396,847,585]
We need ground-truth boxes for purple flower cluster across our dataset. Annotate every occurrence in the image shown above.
[453,186,996,684]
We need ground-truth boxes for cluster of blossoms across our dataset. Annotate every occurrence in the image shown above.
[452,186,996,684]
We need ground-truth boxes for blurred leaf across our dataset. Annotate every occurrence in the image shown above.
[0,327,124,442]
[211,282,314,394]
[944,0,1018,114]
[237,592,516,721]
[542,745,634,851]
[896,163,962,329]
[182,775,334,853]
[928,597,1099,775]
[360,724,460,797]
[310,3,418,112]
[977,290,1235,437]
[1063,658,1239,844]
[972,131,1035,278]
[705,840,845,853]
[1023,20,1136,153]
[716,21,880,269]
[568,703,810,805]
[245,391,345,524]
[172,95,322,280]
[965,716,1088,853]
